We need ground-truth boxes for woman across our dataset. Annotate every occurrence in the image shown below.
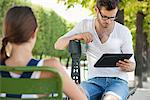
[0,6,87,100]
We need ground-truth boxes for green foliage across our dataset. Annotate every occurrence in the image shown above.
[58,0,96,14]
[33,7,71,58]
[123,0,150,43]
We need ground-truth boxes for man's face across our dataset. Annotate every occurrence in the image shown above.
[97,7,118,28]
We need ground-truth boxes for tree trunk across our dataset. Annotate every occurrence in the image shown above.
[147,44,150,77]
[59,56,62,62]
[135,11,145,88]
[142,32,149,81]
[66,57,70,69]
[40,51,44,59]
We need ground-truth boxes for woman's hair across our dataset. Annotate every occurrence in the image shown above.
[0,6,38,64]
[96,0,119,10]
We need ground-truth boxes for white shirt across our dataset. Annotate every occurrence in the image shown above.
[63,18,135,82]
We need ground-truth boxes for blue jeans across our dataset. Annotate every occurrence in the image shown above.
[80,77,129,100]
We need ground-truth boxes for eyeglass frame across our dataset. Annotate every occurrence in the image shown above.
[98,8,117,21]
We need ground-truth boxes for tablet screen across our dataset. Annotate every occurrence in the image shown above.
[94,54,132,67]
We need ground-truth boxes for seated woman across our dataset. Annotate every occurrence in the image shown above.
[0,6,87,100]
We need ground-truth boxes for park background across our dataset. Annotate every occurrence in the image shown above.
[0,0,150,99]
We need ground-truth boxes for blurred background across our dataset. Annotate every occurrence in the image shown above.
[0,0,150,99]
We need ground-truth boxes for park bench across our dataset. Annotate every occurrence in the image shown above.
[0,66,63,100]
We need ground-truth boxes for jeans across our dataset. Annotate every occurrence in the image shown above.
[80,77,129,100]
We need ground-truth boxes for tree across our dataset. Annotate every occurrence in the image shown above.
[33,7,72,58]
[135,11,145,88]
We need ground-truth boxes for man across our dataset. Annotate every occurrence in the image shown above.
[55,0,136,100]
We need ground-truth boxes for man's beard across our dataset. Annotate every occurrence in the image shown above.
[103,24,109,28]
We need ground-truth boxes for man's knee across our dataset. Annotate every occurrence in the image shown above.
[103,94,119,100]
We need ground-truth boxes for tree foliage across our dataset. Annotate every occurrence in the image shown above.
[33,7,72,58]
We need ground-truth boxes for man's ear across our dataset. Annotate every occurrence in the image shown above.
[95,6,99,13]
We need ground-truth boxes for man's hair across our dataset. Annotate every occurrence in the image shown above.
[96,0,119,10]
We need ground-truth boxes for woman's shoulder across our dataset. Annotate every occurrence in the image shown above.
[40,58,62,78]
[43,58,61,67]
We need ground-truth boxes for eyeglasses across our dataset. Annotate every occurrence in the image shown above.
[99,10,116,21]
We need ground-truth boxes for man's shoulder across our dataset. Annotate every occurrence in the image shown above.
[115,22,132,38]
[78,18,94,31]
[80,18,94,24]
[115,21,130,32]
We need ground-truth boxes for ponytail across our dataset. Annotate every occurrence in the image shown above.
[0,37,9,64]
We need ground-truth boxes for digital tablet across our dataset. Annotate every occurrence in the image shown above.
[94,53,133,67]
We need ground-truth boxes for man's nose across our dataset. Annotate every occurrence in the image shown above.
[105,18,112,24]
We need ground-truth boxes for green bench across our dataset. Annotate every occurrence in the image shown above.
[0,66,63,100]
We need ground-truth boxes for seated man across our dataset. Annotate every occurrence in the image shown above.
[55,0,136,100]
[0,6,87,100]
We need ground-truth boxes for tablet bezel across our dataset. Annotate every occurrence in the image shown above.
[94,53,133,67]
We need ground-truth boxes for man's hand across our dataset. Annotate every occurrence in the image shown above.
[116,59,135,72]
[55,32,93,50]
[73,32,93,43]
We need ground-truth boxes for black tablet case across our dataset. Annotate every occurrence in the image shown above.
[94,54,132,67]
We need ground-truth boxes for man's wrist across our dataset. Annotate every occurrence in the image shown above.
[70,33,81,40]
